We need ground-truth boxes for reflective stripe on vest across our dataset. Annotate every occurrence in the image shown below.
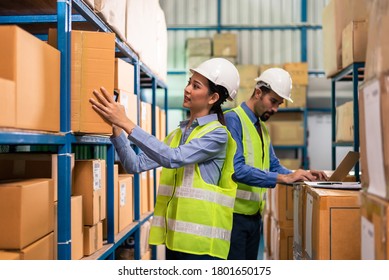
[152,216,231,241]
[231,106,270,215]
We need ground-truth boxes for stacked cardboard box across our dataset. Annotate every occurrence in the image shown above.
[283,62,308,108]
[335,101,354,143]
[0,179,55,260]
[264,184,294,260]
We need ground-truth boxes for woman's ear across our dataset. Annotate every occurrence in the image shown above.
[208,92,220,105]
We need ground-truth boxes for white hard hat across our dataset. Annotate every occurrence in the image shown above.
[190,58,240,101]
[254,68,293,103]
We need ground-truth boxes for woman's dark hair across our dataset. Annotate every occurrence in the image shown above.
[208,80,229,125]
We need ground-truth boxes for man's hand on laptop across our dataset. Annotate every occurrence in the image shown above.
[277,169,316,184]
[309,170,329,181]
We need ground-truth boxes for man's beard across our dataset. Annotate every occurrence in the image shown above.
[260,111,273,122]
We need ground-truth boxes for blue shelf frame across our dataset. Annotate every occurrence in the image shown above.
[0,0,168,260]
[330,62,364,182]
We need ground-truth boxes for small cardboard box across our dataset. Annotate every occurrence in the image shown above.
[270,216,293,260]
[115,58,135,93]
[71,195,84,260]
[185,37,212,56]
[270,184,294,227]
[268,121,304,146]
[0,179,54,250]
[118,174,134,232]
[342,20,368,68]
[213,33,237,57]
[0,77,15,128]
[83,222,103,256]
[73,160,106,226]
[336,101,354,142]
[283,63,308,86]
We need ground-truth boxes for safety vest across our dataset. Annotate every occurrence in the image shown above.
[231,106,270,215]
[149,120,237,259]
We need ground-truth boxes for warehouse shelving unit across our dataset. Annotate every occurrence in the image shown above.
[0,0,168,260]
[330,62,364,182]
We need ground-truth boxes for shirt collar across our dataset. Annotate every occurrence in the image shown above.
[241,102,259,124]
[179,113,219,128]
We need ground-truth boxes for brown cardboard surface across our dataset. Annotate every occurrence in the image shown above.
[360,191,389,259]
[140,102,152,134]
[213,33,237,57]
[0,153,58,201]
[118,174,134,232]
[71,195,83,260]
[283,62,308,86]
[287,85,307,108]
[305,186,361,259]
[279,159,301,170]
[270,216,293,260]
[262,211,271,259]
[83,222,103,256]
[0,250,20,260]
[236,64,259,89]
[185,37,212,57]
[268,121,304,146]
[0,25,60,131]
[115,58,134,93]
[0,178,54,249]
[336,101,354,142]
[342,20,368,68]
[20,232,54,260]
[48,29,115,134]
[270,184,294,227]
[116,89,138,125]
[0,77,15,127]
[73,160,107,225]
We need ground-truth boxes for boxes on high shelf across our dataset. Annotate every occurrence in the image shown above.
[304,186,361,260]
[0,25,60,132]
[115,58,135,93]
[335,101,354,143]
[185,37,212,57]
[0,179,54,250]
[213,33,237,57]
[236,64,258,89]
[359,75,389,200]
[283,62,308,86]
[342,20,368,68]
[360,191,389,260]
[48,29,115,134]
[73,160,107,226]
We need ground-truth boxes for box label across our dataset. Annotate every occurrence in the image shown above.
[93,161,101,191]
[120,183,126,207]
[361,216,375,260]
[364,80,387,198]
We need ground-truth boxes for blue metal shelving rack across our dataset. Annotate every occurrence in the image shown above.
[330,62,365,182]
[0,0,168,260]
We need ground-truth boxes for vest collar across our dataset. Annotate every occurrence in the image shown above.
[179,113,218,129]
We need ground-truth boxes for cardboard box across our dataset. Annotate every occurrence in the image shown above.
[0,77,15,128]
[258,64,284,75]
[236,64,258,89]
[262,211,271,260]
[185,37,212,56]
[364,0,389,80]
[0,178,54,249]
[115,58,135,93]
[360,191,389,259]
[322,0,369,77]
[140,220,151,258]
[336,101,354,142]
[270,216,294,260]
[140,102,152,134]
[0,153,58,201]
[83,222,103,256]
[293,184,306,260]
[0,251,20,260]
[279,158,301,170]
[270,184,294,227]
[283,63,308,86]
[140,171,149,215]
[268,121,304,146]
[71,195,84,260]
[236,87,254,106]
[116,89,138,125]
[359,76,389,199]
[213,33,237,57]
[93,0,126,41]
[304,186,361,260]
[48,29,115,134]
[118,174,134,232]
[0,25,60,132]
[73,160,107,226]
[287,85,307,108]
[342,20,368,68]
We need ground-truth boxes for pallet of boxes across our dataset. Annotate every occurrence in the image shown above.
[358,0,389,260]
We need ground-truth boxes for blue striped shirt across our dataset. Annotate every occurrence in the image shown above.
[110,114,227,185]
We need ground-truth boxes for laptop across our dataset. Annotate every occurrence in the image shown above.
[304,151,361,189]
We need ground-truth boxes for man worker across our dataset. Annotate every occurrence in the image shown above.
[224,67,327,260]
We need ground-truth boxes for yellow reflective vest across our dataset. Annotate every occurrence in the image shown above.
[230,106,270,215]
[149,120,237,259]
